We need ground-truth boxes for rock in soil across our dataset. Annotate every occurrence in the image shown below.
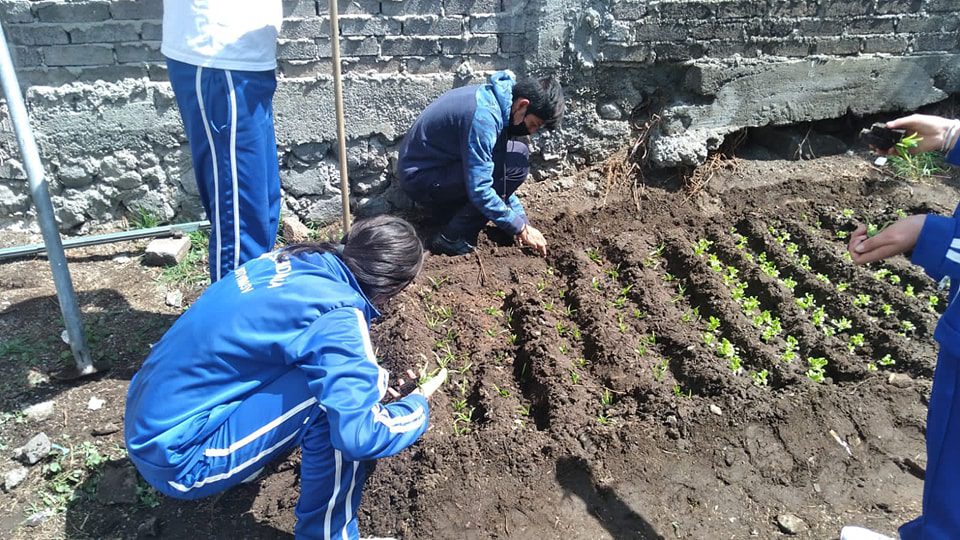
[22,400,54,422]
[91,422,121,436]
[4,466,28,491]
[144,237,191,266]
[165,290,183,308]
[97,462,139,505]
[776,513,809,535]
[709,404,723,416]
[282,214,312,243]
[24,509,55,527]
[13,433,51,465]
[137,516,161,538]
[888,373,914,388]
[87,396,106,410]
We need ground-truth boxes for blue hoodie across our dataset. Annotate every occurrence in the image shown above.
[124,250,429,485]
[911,147,960,353]
[397,70,527,235]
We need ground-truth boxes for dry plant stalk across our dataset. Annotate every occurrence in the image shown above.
[680,129,746,204]
[599,113,661,211]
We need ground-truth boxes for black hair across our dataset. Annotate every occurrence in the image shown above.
[512,76,565,130]
[280,215,424,304]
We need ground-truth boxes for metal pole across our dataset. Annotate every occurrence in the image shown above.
[0,220,210,260]
[0,23,95,376]
[328,0,352,235]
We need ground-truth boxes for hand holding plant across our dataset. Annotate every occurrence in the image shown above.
[517,224,548,256]
[413,367,448,398]
[847,215,926,265]
[884,114,960,155]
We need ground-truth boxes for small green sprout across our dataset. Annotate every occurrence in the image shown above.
[652,359,668,382]
[928,295,940,312]
[841,208,855,219]
[586,248,603,264]
[796,293,816,311]
[569,370,581,384]
[905,284,915,297]
[782,276,797,291]
[878,354,896,366]
[806,356,828,383]
[847,333,865,353]
[706,316,721,332]
[832,317,853,332]
[751,369,769,387]
[836,281,850,292]
[881,303,893,317]
[494,385,510,397]
[601,389,614,407]
[693,238,713,256]
[900,320,916,335]
[853,294,872,308]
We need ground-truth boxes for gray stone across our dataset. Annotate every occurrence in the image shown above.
[282,213,312,243]
[775,514,808,535]
[24,509,55,527]
[96,462,139,505]
[91,422,121,436]
[598,103,622,120]
[301,194,344,223]
[58,164,94,188]
[144,237,191,266]
[4,467,28,491]
[13,433,51,465]
[165,290,183,308]
[709,404,723,416]
[291,142,331,162]
[43,44,115,67]
[282,160,338,197]
[22,400,55,422]
[114,171,144,190]
[888,373,914,388]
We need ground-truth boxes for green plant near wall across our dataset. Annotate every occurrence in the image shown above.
[888,132,944,182]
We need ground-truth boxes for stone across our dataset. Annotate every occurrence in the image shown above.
[13,433,51,465]
[137,516,161,537]
[24,509,55,527]
[92,422,121,436]
[282,213,312,243]
[165,290,183,308]
[888,373,914,388]
[4,467,28,491]
[776,514,808,535]
[26,370,49,387]
[97,462,139,505]
[144,237,191,266]
[22,400,55,422]
[709,404,723,416]
[87,397,105,411]
[598,103,622,120]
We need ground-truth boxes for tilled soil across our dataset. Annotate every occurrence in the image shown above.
[1,152,956,539]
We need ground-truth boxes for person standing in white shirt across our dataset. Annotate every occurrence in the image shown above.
[163,0,283,282]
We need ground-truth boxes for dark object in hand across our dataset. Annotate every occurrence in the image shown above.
[860,123,906,151]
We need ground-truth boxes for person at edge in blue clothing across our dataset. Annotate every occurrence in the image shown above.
[840,113,960,540]
[124,215,448,540]
[396,70,564,257]
[163,0,283,282]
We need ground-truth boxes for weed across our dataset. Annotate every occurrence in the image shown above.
[652,359,668,382]
[427,275,449,290]
[138,481,162,508]
[484,306,503,317]
[601,389,614,407]
[160,230,210,287]
[888,132,944,181]
[130,206,161,229]
[586,248,603,264]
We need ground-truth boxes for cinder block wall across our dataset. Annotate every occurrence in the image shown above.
[1,0,959,231]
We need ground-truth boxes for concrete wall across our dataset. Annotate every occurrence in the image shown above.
[1,0,959,231]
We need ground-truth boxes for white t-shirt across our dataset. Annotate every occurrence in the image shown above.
[162,0,283,71]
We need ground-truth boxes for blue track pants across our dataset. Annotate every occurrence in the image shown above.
[132,369,369,540]
[900,348,960,539]
[167,58,281,282]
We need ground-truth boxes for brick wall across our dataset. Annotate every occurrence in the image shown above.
[599,0,960,65]
[0,0,528,86]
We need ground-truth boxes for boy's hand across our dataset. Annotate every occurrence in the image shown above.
[413,368,448,398]
[518,224,548,256]
[848,215,926,265]
[885,114,959,154]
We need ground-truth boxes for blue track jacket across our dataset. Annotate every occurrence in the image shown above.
[397,70,528,235]
[125,250,430,487]
[912,146,960,353]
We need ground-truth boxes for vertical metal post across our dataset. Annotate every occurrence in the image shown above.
[328,0,352,235]
[0,23,95,376]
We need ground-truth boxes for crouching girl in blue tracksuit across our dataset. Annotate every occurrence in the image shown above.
[841,114,960,540]
[124,215,446,540]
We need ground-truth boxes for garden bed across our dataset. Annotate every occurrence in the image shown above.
[1,151,956,539]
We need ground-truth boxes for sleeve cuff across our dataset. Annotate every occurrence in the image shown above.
[402,391,430,412]
[910,214,954,277]
[948,138,960,166]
